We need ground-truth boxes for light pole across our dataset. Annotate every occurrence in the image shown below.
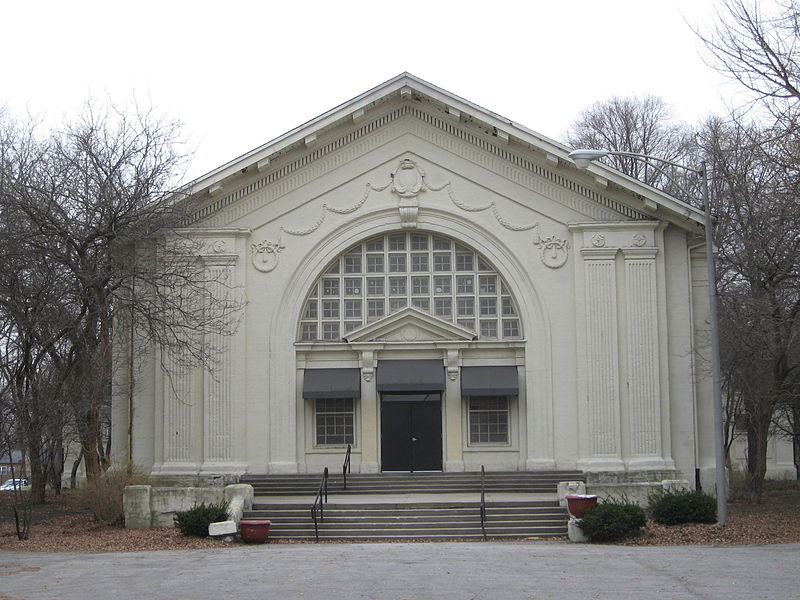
[568,148,727,527]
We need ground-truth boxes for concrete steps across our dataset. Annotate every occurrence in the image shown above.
[240,471,583,540]
[241,471,584,496]
[246,500,568,540]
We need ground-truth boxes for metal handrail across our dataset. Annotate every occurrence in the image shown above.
[342,444,351,490]
[310,467,329,542]
[480,465,487,540]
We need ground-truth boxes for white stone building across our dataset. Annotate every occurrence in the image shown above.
[112,73,722,492]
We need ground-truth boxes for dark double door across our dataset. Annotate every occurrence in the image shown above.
[380,394,442,472]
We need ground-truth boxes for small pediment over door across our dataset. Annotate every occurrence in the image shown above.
[343,307,476,343]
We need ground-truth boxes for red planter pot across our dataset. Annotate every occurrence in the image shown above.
[565,495,598,519]
[239,519,271,543]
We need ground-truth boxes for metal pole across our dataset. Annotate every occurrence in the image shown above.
[701,160,727,526]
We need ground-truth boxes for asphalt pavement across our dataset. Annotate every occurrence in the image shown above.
[1,541,797,600]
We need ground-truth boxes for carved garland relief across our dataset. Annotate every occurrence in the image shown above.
[250,158,571,272]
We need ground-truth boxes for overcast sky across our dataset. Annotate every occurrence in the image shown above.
[2,0,740,181]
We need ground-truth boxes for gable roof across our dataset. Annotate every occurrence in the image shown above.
[183,73,705,230]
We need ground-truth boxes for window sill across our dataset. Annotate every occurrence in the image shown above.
[463,445,517,452]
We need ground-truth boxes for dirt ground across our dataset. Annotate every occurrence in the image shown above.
[1,482,798,553]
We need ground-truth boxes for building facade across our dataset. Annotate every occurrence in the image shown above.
[112,74,721,491]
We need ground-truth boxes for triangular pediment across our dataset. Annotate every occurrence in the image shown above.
[344,307,476,343]
[182,73,704,233]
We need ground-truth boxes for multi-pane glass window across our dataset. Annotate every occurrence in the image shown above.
[468,397,509,444]
[298,232,522,341]
[315,398,354,446]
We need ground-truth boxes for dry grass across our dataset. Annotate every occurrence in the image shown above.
[1,481,798,553]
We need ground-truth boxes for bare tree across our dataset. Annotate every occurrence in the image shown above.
[0,102,243,493]
[565,95,694,193]
[697,0,800,122]
[701,115,800,500]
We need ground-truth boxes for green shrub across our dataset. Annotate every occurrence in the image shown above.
[173,501,230,537]
[648,489,716,525]
[577,500,647,542]
[79,463,150,526]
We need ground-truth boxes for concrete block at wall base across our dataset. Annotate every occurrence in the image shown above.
[586,482,666,506]
[209,520,238,537]
[150,487,225,528]
[661,479,690,492]
[567,517,587,543]
[557,481,587,507]
[123,485,152,529]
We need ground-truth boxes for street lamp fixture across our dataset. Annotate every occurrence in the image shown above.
[568,148,727,527]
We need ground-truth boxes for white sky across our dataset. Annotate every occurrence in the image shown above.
[2,0,739,182]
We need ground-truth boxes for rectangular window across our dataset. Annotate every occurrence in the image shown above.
[344,299,362,318]
[367,255,384,273]
[389,277,407,295]
[503,319,520,338]
[457,297,474,316]
[322,322,340,340]
[365,238,383,252]
[411,253,429,272]
[434,297,452,318]
[433,276,451,294]
[468,397,509,444]
[344,321,362,334]
[388,234,406,251]
[412,298,430,311]
[456,275,474,294]
[478,275,496,294]
[388,254,406,273]
[343,253,362,273]
[367,277,384,296]
[315,398,354,446]
[389,298,407,313]
[344,278,362,296]
[411,276,429,295]
[502,297,516,316]
[411,235,428,250]
[300,323,317,340]
[433,253,451,271]
[322,279,340,296]
[322,300,339,319]
[367,299,385,320]
[457,318,475,331]
[479,297,497,316]
[455,253,474,271]
[480,320,498,338]
[433,237,451,250]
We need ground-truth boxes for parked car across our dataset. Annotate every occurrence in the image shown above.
[0,478,30,491]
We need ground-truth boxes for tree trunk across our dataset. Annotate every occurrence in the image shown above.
[26,441,47,505]
[70,449,83,489]
[794,436,800,481]
[745,417,770,503]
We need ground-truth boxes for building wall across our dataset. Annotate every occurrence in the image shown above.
[112,100,711,486]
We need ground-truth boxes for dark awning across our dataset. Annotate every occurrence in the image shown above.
[376,360,445,392]
[461,366,519,396]
[302,368,361,399]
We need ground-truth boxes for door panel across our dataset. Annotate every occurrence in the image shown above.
[380,394,442,471]
[411,400,443,471]
[380,401,413,471]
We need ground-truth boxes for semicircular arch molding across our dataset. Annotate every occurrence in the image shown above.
[265,207,556,470]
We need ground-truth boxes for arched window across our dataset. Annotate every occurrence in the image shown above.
[298,232,522,341]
